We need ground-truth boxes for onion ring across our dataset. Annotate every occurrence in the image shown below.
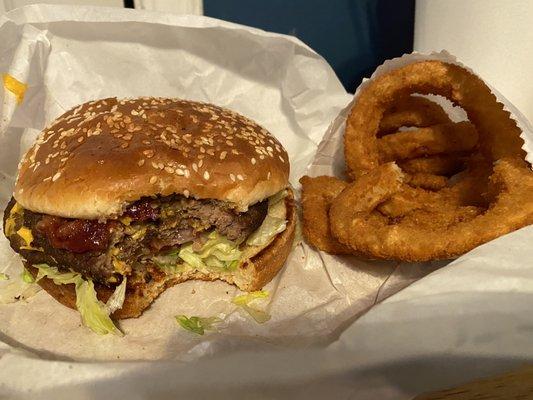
[397,154,465,176]
[345,60,526,179]
[299,175,351,254]
[377,121,478,162]
[330,159,533,261]
[405,173,448,191]
[379,95,451,135]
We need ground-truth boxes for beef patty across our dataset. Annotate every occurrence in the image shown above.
[3,195,268,285]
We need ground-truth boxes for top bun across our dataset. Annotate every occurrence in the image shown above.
[15,98,289,219]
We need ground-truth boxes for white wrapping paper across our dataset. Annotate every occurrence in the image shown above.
[1,4,533,399]
[0,4,438,363]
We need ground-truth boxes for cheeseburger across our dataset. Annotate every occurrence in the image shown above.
[3,97,295,333]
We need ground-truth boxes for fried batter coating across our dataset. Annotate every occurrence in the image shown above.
[405,173,448,190]
[299,176,351,254]
[377,121,478,162]
[379,95,450,135]
[398,154,465,176]
[345,60,526,179]
[330,159,533,261]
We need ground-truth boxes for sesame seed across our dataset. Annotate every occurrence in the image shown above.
[203,171,210,180]
[278,155,285,162]
[164,166,174,173]
[143,149,154,158]
[237,174,244,181]
[138,159,145,166]
[220,151,227,160]
[267,172,271,180]
[230,173,236,182]
[184,169,190,178]
[251,157,256,165]
[198,159,203,168]
[121,142,129,148]
[77,136,84,143]
[183,189,190,197]
[192,163,198,172]
[150,176,157,184]
[52,172,61,182]
[175,168,184,176]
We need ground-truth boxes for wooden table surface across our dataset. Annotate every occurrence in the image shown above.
[415,365,533,399]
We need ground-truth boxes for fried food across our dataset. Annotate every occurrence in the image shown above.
[405,173,448,190]
[299,176,351,254]
[397,154,465,176]
[345,60,526,179]
[377,121,478,162]
[377,184,483,222]
[377,96,467,189]
[379,95,451,135]
[330,159,533,261]
[301,59,533,262]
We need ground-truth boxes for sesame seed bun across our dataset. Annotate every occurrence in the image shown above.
[15,97,289,218]
[24,191,296,319]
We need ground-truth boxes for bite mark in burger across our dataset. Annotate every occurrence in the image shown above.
[3,97,295,334]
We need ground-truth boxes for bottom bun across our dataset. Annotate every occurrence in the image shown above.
[27,191,296,319]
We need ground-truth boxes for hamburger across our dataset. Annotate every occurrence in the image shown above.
[3,97,295,334]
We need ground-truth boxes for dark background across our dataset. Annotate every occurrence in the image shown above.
[203,0,415,92]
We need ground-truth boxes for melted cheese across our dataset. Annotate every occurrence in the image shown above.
[5,202,23,236]
[16,226,34,247]
[112,258,128,275]
[120,216,132,226]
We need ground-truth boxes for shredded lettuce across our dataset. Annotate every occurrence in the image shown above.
[76,279,122,336]
[152,249,180,270]
[247,191,288,247]
[35,263,81,285]
[0,273,9,281]
[268,189,288,206]
[179,232,241,271]
[21,268,34,283]
[246,215,287,247]
[175,315,221,335]
[33,264,123,336]
[232,290,271,324]
[104,277,127,315]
